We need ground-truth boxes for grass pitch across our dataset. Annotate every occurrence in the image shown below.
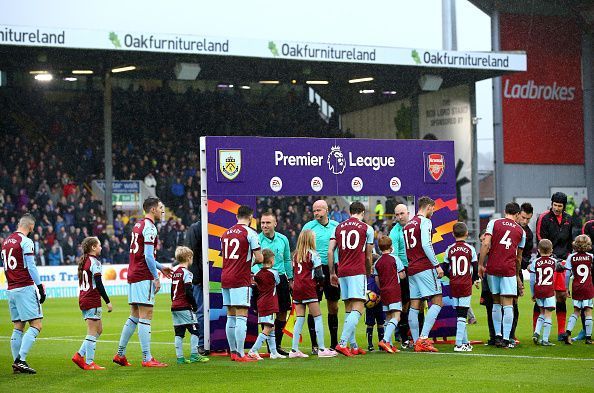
[1,289,593,392]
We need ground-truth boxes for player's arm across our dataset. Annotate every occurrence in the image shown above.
[25,253,46,304]
[441,247,451,278]
[328,238,338,286]
[283,236,293,280]
[94,275,112,310]
[155,261,172,278]
[478,221,494,279]
[248,230,263,264]
[365,226,374,275]
[185,283,197,311]
[312,251,324,284]
[420,219,441,277]
[565,256,573,295]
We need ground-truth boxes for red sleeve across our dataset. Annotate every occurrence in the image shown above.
[536,212,547,242]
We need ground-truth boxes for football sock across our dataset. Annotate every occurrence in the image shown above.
[377,325,385,344]
[398,311,409,341]
[292,316,305,351]
[339,310,361,347]
[510,303,519,339]
[328,313,339,348]
[225,316,237,353]
[267,331,279,355]
[535,315,545,335]
[10,329,23,361]
[190,334,199,355]
[486,302,495,340]
[456,317,466,346]
[421,304,442,338]
[366,326,374,347]
[408,308,420,343]
[556,301,567,334]
[117,316,139,356]
[251,332,268,353]
[463,326,469,344]
[567,313,578,333]
[542,317,552,343]
[274,319,286,348]
[585,316,593,337]
[314,315,326,349]
[234,316,248,356]
[19,326,39,361]
[581,309,587,332]
[307,314,318,348]
[138,318,152,362]
[533,303,540,330]
[502,305,513,341]
[84,335,97,365]
[492,304,502,337]
[418,309,425,332]
[174,336,184,358]
[349,328,358,349]
[383,318,398,343]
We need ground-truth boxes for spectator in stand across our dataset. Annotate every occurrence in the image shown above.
[144,172,157,196]
[48,242,64,266]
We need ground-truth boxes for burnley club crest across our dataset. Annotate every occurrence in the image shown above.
[219,150,242,180]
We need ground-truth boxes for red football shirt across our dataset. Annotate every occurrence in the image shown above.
[292,250,321,302]
[529,256,556,299]
[254,268,279,317]
[373,254,404,305]
[332,217,373,277]
[444,241,477,298]
[79,255,102,310]
[128,218,158,283]
[566,252,594,300]
[404,215,435,276]
[220,224,261,288]
[2,232,35,290]
[171,266,193,310]
[484,218,526,277]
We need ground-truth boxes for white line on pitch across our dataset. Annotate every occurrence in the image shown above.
[398,350,594,362]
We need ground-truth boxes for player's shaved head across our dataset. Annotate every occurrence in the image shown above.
[312,200,328,211]
[18,213,35,229]
[394,204,409,225]
[312,199,329,223]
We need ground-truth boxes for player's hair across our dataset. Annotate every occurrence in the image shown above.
[349,201,365,215]
[520,203,533,215]
[378,236,393,252]
[175,246,194,266]
[143,197,161,214]
[504,202,521,215]
[18,213,35,228]
[294,230,316,269]
[262,249,275,267]
[537,239,553,255]
[453,222,468,238]
[237,205,254,219]
[573,234,592,253]
[260,211,277,221]
[77,236,100,282]
[417,196,435,210]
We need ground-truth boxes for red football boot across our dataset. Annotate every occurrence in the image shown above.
[72,352,86,369]
[334,344,354,357]
[141,358,168,367]
[112,354,132,366]
[83,362,106,370]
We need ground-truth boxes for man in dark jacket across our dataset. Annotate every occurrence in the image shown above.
[513,203,534,342]
[186,220,208,355]
[536,192,575,341]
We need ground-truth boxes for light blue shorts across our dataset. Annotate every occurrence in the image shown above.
[487,275,517,296]
[339,274,366,301]
[573,299,593,309]
[172,309,197,326]
[452,296,471,308]
[222,286,251,307]
[382,302,403,312]
[8,285,43,322]
[128,280,156,306]
[409,269,441,299]
[258,314,275,325]
[82,307,102,320]
[535,296,556,309]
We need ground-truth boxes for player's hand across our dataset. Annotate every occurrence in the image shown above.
[478,265,486,280]
[160,266,173,278]
[37,284,46,304]
[153,278,161,294]
[518,285,524,297]
[473,280,480,289]
[289,279,294,291]
[107,302,113,312]
[330,273,339,287]
[436,266,444,279]
[566,290,571,298]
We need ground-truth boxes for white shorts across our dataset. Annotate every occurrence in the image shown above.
[222,286,251,307]
[382,302,403,312]
[573,299,593,309]
[293,298,318,304]
[487,275,517,296]
[535,296,556,309]
[128,280,155,306]
[452,296,471,308]
[339,275,366,301]
[82,307,102,320]
[258,314,275,325]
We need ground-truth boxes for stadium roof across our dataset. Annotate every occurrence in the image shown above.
[0,44,524,113]
[470,0,594,26]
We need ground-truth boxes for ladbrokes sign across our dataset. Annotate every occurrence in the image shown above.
[500,14,583,165]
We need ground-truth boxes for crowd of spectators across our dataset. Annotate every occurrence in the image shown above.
[0,85,345,265]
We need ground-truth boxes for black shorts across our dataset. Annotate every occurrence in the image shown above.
[316,265,341,302]
[400,271,410,305]
[365,303,386,326]
[277,274,292,313]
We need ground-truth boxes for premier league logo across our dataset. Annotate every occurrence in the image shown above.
[427,153,445,181]
[327,145,346,175]
[219,149,242,180]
